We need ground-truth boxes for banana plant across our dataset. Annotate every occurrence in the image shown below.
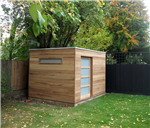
[1,1,38,60]
[1,19,38,60]
[29,0,81,46]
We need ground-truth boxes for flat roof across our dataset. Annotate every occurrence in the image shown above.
[29,47,105,53]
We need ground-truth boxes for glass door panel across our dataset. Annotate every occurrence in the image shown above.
[80,57,91,100]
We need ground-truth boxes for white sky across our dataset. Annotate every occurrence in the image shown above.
[144,0,150,19]
[0,0,11,39]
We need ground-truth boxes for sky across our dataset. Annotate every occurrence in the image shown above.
[0,0,12,39]
[144,0,150,19]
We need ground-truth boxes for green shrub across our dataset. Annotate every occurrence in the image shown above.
[106,54,117,64]
[123,54,146,64]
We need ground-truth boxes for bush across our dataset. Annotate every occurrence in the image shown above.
[122,54,146,64]
[106,54,117,64]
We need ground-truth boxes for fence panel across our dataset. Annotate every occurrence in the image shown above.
[1,60,12,88]
[11,60,29,90]
[1,60,29,91]
[106,64,150,95]
[106,52,150,95]
[106,65,117,92]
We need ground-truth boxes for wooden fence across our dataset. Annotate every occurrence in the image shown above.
[1,60,29,90]
[11,61,29,90]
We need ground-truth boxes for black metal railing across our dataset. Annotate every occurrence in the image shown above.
[106,52,150,64]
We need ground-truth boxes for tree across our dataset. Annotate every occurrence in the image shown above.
[17,0,111,50]
[29,0,81,48]
[75,1,105,28]
[74,24,113,52]
[107,0,149,52]
[0,0,108,52]
[1,1,37,60]
[0,26,3,44]
[0,26,3,60]
[74,1,113,52]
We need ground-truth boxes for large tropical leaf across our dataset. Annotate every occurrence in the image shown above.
[29,4,38,22]
[37,10,45,28]
[32,22,40,37]
[42,14,47,30]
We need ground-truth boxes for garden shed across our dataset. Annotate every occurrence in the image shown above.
[28,47,106,106]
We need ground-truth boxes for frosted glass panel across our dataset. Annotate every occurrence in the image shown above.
[40,59,61,63]
[81,58,90,67]
[81,68,89,76]
[81,77,89,86]
[81,87,89,96]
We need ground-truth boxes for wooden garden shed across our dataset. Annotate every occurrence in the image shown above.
[28,47,106,106]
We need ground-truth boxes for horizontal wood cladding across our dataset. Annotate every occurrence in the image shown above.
[75,49,106,103]
[29,49,75,103]
[76,49,105,57]
[29,48,106,104]
[92,56,106,97]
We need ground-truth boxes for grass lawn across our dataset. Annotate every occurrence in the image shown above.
[1,93,150,128]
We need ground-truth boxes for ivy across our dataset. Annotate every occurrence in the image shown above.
[1,71,13,93]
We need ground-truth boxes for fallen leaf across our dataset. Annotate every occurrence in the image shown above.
[137,118,139,121]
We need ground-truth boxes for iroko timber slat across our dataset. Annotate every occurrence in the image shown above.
[74,48,106,103]
[29,47,106,105]
[29,49,75,103]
